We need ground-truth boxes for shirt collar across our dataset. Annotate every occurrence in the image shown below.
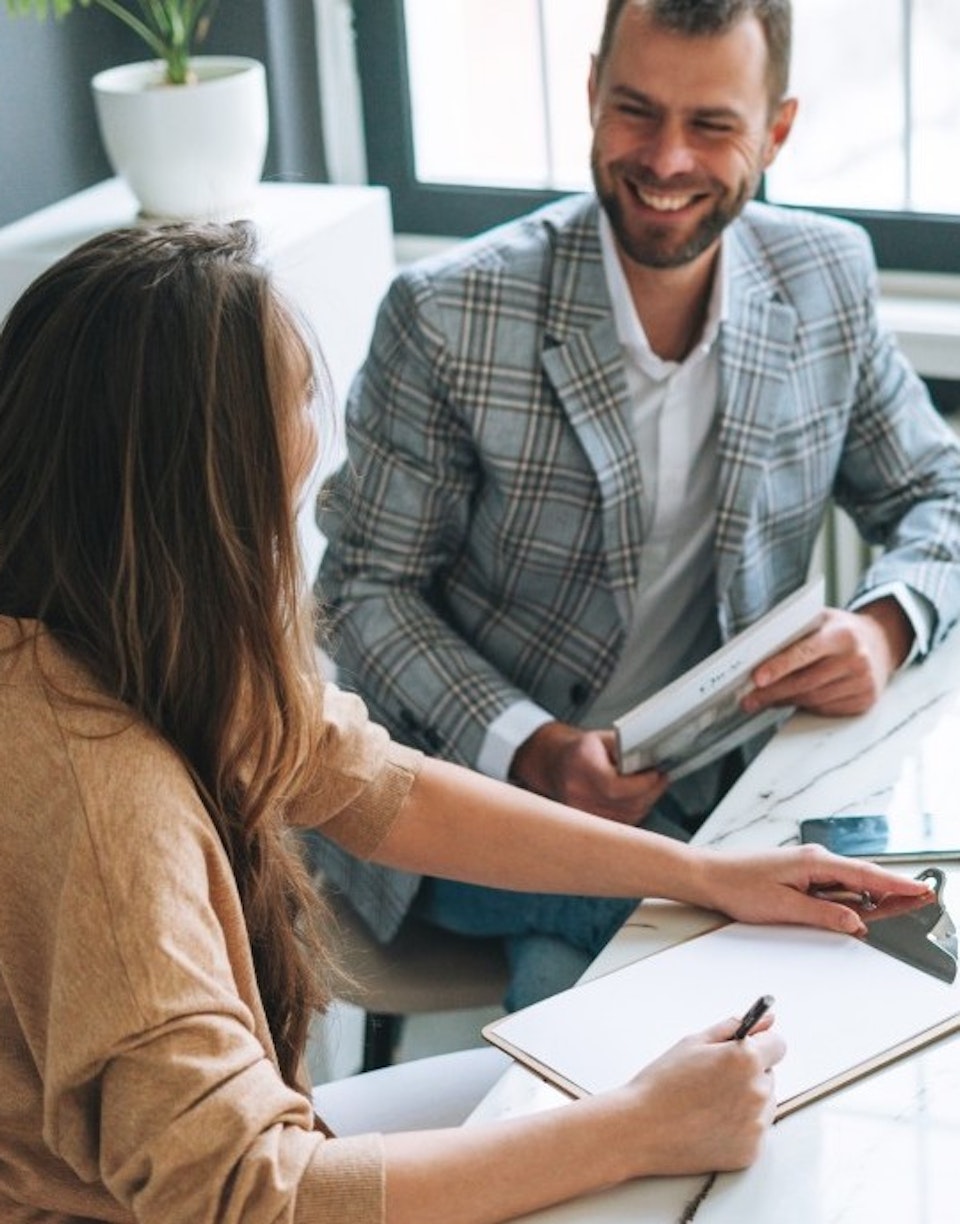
[598,208,729,375]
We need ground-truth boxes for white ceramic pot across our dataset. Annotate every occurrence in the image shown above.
[91,56,269,220]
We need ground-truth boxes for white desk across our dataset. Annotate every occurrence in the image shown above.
[468,626,960,1223]
[0,178,396,584]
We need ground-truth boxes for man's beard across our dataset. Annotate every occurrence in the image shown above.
[593,158,758,269]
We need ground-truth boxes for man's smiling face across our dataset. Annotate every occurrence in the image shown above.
[589,4,796,271]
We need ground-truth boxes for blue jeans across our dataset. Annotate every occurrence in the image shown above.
[413,878,635,1011]
[413,795,700,1011]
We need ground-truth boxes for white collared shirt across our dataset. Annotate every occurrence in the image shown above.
[583,213,725,729]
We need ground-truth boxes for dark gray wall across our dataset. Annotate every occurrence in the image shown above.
[0,0,326,227]
[0,6,140,225]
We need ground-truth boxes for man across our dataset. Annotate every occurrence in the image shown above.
[314,0,960,1008]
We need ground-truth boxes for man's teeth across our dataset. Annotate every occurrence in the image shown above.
[634,190,695,211]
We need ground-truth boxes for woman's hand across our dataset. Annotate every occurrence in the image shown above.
[381,1011,785,1221]
[693,844,934,934]
[614,1012,784,1177]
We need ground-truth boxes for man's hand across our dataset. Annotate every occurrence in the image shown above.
[741,597,914,718]
[509,721,669,824]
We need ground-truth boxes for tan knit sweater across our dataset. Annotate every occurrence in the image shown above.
[0,618,423,1223]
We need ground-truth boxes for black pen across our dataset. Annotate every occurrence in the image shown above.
[677,995,776,1224]
[732,993,774,1040]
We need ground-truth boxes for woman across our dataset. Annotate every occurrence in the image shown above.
[0,223,925,1224]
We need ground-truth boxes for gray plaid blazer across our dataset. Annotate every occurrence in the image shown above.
[315,195,960,941]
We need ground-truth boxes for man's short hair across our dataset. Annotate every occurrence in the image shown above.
[596,0,792,110]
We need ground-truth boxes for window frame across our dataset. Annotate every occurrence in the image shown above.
[353,0,960,272]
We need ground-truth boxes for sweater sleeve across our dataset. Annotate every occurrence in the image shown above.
[286,681,423,859]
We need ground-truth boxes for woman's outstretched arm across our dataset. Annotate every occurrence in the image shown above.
[372,756,931,935]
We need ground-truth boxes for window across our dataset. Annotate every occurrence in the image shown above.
[768,0,960,216]
[353,0,960,271]
[401,0,603,192]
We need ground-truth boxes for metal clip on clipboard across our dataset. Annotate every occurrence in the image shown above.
[861,867,958,984]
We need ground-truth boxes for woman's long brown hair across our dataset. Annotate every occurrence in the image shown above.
[0,222,337,1089]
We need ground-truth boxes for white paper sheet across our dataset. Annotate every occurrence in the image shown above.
[485,922,960,1116]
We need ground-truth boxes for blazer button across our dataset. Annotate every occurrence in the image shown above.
[570,683,589,706]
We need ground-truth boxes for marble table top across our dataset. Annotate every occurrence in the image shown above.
[467,625,960,1223]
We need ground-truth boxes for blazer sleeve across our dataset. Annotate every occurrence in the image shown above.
[833,227,960,648]
[317,271,538,769]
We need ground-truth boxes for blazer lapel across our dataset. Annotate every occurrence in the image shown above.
[539,201,644,628]
[715,221,799,599]
[535,203,801,621]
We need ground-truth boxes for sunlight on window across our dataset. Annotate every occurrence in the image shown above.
[765,0,960,215]
[405,0,548,187]
[912,0,960,213]
[404,0,602,189]
[540,0,606,188]
[403,0,959,217]
[766,0,904,209]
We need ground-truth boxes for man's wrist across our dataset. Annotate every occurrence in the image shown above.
[510,719,599,797]
[856,596,914,671]
[849,581,933,668]
[509,720,568,793]
[478,701,554,780]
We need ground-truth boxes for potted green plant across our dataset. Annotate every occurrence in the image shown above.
[5,1,219,85]
[5,0,269,220]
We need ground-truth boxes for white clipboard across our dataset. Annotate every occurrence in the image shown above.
[484,919,960,1119]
